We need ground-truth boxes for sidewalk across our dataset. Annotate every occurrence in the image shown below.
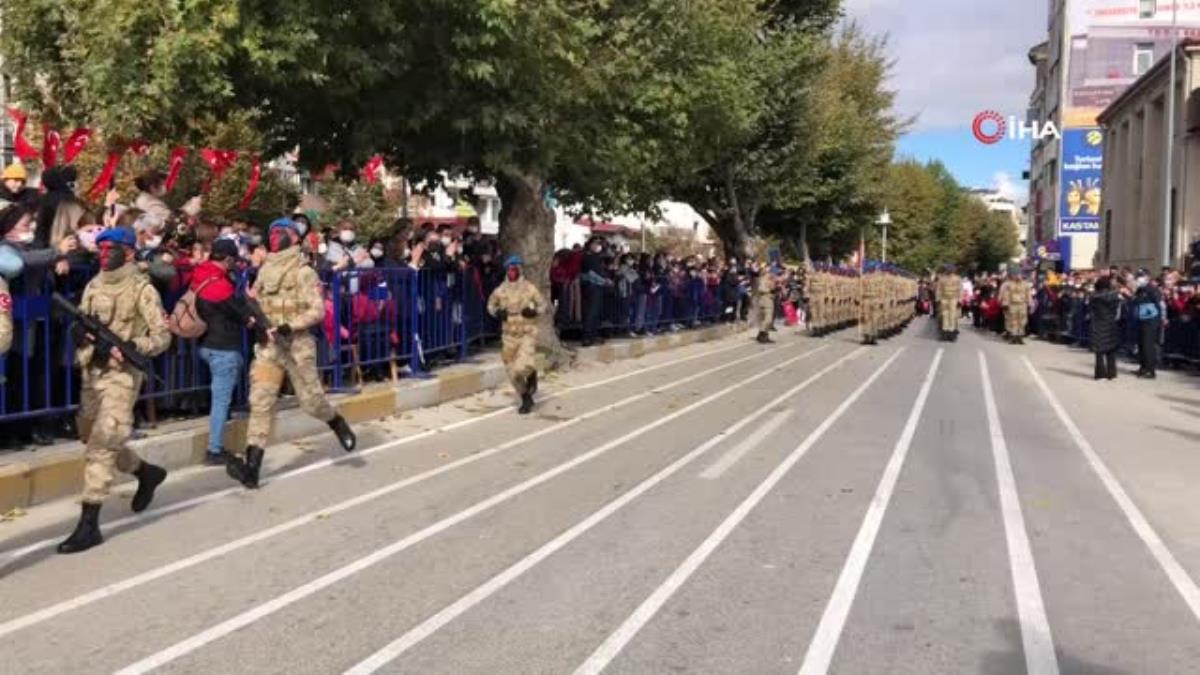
[0,324,750,512]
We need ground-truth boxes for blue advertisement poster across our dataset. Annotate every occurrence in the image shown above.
[1059,128,1103,234]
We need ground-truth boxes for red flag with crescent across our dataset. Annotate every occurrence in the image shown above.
[239,155,262,209]
[6,108,39,162]
[41,124,61,168]
[63,128,93,163]
[87,151,124,201]
[165,147,188,191]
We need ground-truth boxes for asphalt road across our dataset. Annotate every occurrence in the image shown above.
[2,318,1200,675]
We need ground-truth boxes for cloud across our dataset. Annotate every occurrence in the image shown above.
[992,171,1027,206]
[843,0,1048,133]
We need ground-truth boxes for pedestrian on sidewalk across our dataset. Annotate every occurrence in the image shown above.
[1132,270,1165,379]
[1089,275,1120,380]
[193,239,254,464]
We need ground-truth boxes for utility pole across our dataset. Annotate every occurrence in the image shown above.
[1163,0,1179,267]
[878,209,892,263]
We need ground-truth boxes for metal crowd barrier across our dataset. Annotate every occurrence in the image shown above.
[0,265,501,425]
[552,276,727,335]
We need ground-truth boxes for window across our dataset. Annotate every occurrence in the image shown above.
[1134,43,1155,75]
[1140,0,1156,18]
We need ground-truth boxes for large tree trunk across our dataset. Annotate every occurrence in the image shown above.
[496,171,573,370]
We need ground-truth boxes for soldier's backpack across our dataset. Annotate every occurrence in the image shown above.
[168,278,216,339]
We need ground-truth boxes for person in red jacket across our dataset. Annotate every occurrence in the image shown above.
[193,239,255,464]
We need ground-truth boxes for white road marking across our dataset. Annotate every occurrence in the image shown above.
[113,345,841,675]
[0,337,758,570]
[795,349,942,675]
[980,353,1059,675]
[341,351,863,675]
[575,348,908,675]
[0,341,811,641]
[1024,356,1200,622]
[699,410,794,479]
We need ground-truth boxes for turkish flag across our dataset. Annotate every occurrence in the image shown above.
[41,124,61,168]
[6,108,39,162]
[63,128,93,163]
[165,147,188,191]
[239,155,262,210]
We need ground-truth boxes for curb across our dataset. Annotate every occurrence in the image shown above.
[0,323,745,512]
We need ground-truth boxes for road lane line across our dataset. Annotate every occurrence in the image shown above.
[795,349,943,675]
[0,340,816,641]
[113,345,842,675]
[342,353,863,674]
[0,337,760,569]
[699,410,793,479]
[1023,356,1200,622]
[575,348,908,675]
[980,353,1059,675]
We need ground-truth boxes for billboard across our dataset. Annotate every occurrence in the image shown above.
[1064,1,1200,127]
[1059,128,1104,234]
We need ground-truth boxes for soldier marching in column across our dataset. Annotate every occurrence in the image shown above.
[859,262,916,345]
[934,264,962,342]
[999,268,1032,345]
[806,264,859,337]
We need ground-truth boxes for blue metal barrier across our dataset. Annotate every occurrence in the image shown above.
[0,265,502,426]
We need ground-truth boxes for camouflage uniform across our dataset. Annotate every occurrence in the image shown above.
[936,273,961,337]
[245,246,338,450]
[1000,276,1031,342]
[860,272,880,343]
[0,277,11,355]
[752,268,776,340]
[806,270,825,334]
[487,277,546,396]
[75,265,172,503]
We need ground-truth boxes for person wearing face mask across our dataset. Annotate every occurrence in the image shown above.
[57,227,173,554]
[1131,269,1166,378]
[229,218,357,490]
[487,255,546,414]
[580,237,612,347]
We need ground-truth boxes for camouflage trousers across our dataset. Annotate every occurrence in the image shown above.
[753,296,775,333]
[1006,309,1028,337]
[77,366,144,504]
[245,333,336,451]
[501,332,537,395]
[939,301,959,333]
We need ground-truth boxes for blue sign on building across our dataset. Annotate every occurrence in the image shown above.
[1059,128,1103,234]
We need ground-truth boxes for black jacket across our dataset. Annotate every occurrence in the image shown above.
[1088,290,1121,353]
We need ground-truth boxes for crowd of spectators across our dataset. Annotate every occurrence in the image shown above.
[947,252,1200,380]
[1,163,806,453]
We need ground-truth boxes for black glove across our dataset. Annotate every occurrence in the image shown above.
[495,309,509,323]
[521,307,538,319]
[92,337,114,368]
[275,324,293,340]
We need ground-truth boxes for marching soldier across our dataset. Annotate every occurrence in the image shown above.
[860,266,880,345]
[807,265,826,336]
[752,262,777,344]
[1000,269,1031,344]
[487,255,547,414]
[229,218,357,490]
[58,227,172,554]
[936,264,961,341]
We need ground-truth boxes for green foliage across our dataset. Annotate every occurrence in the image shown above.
[319,181,400,241]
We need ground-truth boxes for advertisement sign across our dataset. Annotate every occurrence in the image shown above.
[1064,1,1200,127]
[1059,128,1104,234]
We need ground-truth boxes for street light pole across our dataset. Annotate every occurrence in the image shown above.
[877,209,892,263]
[1163,1,1179,267]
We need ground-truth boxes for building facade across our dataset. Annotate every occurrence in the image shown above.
[970,188,1027,259]
[1028,0,1200,270]
[1097,41,1200,269]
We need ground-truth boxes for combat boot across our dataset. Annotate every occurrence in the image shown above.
[518,391,535,415]
[757,331,774,344]
[226,446,265,489]
[131,462,167,513]
[57,503,103,554]
[328,415,357,452]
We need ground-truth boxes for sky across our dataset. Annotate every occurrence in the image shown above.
[843,0,1049,204]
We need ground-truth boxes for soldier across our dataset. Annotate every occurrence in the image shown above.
[57,228,173,554]
[860,266,880,345]
[228,218,357,490]
[936,264,961,341]
[806,266,825,336]
[1000,269,1031,344]
[752,262,777,344]
[487,255,547,414]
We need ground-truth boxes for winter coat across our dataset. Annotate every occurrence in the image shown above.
[1088,290,1120,353]
[193,260,253,352]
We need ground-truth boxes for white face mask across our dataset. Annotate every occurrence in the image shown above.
[441,235,452,245]
[144,235,163,249]
[14,230,35,245]
[1136,276,1149,288]
[370,247,384,259]
[295,220,309,236]
[318,242,328,255]
[339,230,356,244]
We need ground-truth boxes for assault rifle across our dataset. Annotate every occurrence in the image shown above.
[52,293,165,387]
[245,298,292,348]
